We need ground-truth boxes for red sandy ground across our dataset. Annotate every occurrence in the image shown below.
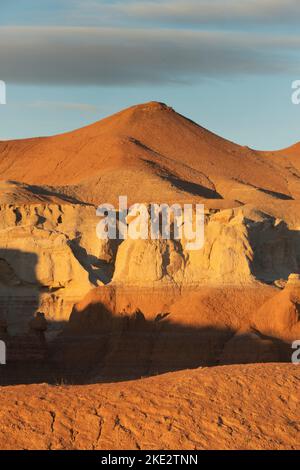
[0,363,299,450]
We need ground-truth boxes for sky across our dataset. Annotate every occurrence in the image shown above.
[0,0,300,149]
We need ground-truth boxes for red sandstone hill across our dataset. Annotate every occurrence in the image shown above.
[0,101,299,206]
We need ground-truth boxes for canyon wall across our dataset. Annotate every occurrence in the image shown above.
[0,197,299,336]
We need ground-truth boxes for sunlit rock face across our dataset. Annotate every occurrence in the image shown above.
[0,202,110,332]
[0,196,299,337]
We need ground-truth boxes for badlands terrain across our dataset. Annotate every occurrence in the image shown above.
[0,101,299,449]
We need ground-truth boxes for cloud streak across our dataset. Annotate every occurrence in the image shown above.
[0,26,299,86]
[69,0,300,27]
[121,0,300,25]
[26,100,100,112]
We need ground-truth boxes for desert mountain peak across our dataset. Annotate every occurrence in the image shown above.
[131,101,172,111]
[0,102,298,208]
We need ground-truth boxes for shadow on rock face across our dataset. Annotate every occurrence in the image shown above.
[248,221,300,284]
[251,273,300,341]
[45,286,294,386]
[0,248,41,334]
[0,279,298,386]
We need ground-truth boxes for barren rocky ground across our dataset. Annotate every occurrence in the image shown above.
[0,364,299,450]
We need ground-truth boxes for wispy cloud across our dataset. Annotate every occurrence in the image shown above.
[27,100,100,112]
[118,0,300,25]
[64,0,300,27]
[1,26,299,87]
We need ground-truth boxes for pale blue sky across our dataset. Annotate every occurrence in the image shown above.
[0,0,300,150]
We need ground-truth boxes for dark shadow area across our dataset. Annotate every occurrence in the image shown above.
[68,239,110,286]
[257,187,293,201]
[143,158,223,199]
[0,248,297,387]
[68,235,123,286]
[0,249,40,319]
[237,178,294,201]
[164,174,222,198]
[8,180,92,206]
[0,249,39,287]
[0,295,293,386]
[233,178,293,201]
[0,248,46,385]
[247,220,300,283]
